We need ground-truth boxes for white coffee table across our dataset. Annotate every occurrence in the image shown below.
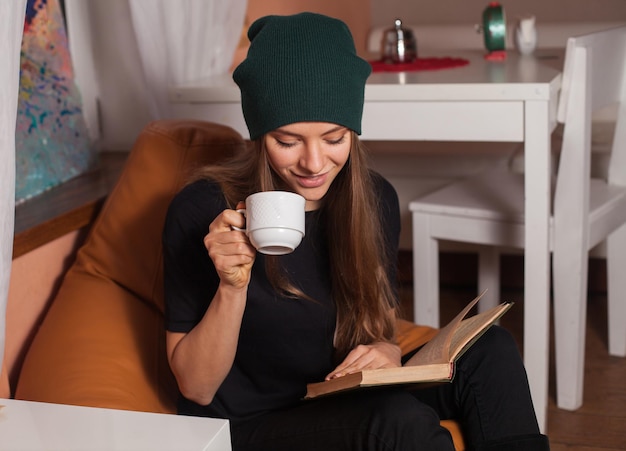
[0,398,231,450]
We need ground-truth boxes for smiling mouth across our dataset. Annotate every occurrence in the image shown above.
[296,173,328,188]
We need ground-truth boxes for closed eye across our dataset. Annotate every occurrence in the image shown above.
[274,138,298,148]
[326,135,346,145]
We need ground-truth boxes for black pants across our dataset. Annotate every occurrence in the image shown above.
[231,326,550,451]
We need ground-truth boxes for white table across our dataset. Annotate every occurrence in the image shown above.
[169,50,563,432]
[0,398,231,450]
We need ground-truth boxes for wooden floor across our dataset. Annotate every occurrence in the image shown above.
[397,254,626,450]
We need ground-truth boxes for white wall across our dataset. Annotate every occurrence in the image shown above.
[370,0,626,28]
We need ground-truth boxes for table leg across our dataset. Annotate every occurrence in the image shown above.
[523,100,552,433]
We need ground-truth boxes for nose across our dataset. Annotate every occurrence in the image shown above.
[299,142,324,174]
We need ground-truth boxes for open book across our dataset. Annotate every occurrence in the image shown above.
[305,291,513,399]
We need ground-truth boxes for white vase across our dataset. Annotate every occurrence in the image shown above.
[514,15,537,55]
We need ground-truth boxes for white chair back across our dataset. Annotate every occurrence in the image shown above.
[554,26,626,253]
[557,26,626,123]
[557,26,626,187]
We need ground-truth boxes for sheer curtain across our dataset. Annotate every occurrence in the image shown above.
[0,0,27,375]
[128,0,247,119]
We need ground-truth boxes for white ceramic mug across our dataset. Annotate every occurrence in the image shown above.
[235,191,305,255]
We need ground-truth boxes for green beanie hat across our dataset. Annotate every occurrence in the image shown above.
[233,12,372,140]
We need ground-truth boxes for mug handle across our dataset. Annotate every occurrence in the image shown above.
[231,208,246,232]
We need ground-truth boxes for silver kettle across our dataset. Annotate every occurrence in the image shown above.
[381,18,417,63]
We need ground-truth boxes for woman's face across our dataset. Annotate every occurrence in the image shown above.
[264,122,351,211]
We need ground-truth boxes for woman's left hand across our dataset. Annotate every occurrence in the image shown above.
[325,341,402,380]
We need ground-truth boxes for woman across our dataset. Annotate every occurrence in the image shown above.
[163,12,550,451]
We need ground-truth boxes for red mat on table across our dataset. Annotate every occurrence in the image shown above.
[370,57,469,72]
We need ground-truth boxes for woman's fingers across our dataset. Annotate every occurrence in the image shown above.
[209,208,246,233]
[205,209,256,288]
[325,342,401,380]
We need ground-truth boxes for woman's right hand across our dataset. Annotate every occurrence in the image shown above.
[204,205,256,289]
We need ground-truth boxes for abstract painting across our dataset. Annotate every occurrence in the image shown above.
[15,0,96,204]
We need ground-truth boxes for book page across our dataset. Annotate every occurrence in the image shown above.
[449,301,513,360]
[358,364,452,386]
[404,292,485,366]
[305,363,453,398]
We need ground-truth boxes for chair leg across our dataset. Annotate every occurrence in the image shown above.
[478,248,500,315]
[552,237,588,410]
[412,212,440,327]
[607,223,626,357]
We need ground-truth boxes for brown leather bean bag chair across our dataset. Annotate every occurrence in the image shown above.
[14,120,465,450]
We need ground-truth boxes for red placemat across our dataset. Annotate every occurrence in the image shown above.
[370,57,470,73]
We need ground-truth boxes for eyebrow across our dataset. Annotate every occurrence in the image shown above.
[272,125,348,138]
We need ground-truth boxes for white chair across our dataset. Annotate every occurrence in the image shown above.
[409,25,626,413]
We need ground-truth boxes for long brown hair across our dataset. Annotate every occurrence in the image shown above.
[192,131,397,358]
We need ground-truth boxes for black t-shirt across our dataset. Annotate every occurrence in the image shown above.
[162,172,401,422]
